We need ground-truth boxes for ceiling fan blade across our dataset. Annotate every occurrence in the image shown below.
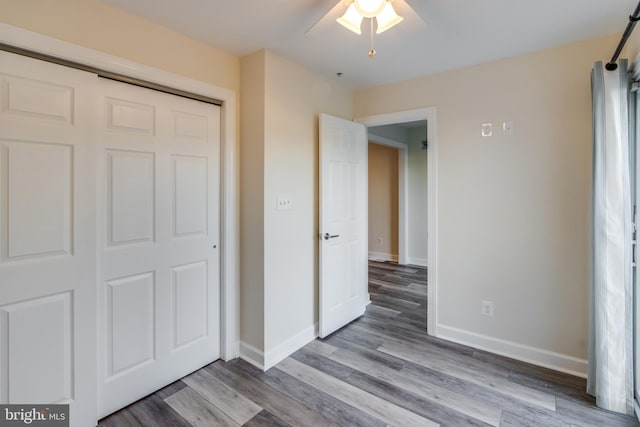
[392,0,427,32]
[305,0,350,36]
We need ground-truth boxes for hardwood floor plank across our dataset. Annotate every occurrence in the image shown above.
[345,370,492,427]
[182,368,262,425]
[275,357,439,427]
[205,360,334,427]
[350,318,474,356]
[365,304,402,319]
[383,335,504,376]
[328,347,502,426]
[369,278,428,297]
[369,292,422,312]
[243,410,292,427]
[155,379,187,400]
[408,282,427,290]
[99,409,144,427]
[303,339,338,357]
[324,323,386,350]
[316,336,406,371]
[127,394,192,427]
[378,341,557,410]
[499,411,557,427]
[165,387,240,427]
[555,397,640,427]
[400,363,596,427]
[368,262,419,274]
[232,360,387,427]
[289,347,353,380]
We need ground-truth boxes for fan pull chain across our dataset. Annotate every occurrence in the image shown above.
[368,18,376,58]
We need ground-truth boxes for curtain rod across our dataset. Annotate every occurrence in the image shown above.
[606,0,640,71]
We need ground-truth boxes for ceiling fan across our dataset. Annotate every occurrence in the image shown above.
[306,0,426,58]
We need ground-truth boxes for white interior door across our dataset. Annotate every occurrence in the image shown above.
[0,51,97,427]
[97,78,221,416]
[319,113,368,338]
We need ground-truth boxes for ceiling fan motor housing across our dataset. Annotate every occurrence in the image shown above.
[353,0,387,18]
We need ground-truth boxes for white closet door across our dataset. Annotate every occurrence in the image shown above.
[97,78,221,417]
[0,51,98,427]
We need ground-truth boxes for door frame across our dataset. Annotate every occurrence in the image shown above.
[0,23,240,360]
[356,107,438,336]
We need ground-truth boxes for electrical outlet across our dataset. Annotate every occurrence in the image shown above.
[481,300,494,317]
[276,195,292,210]
[377,237,383,245]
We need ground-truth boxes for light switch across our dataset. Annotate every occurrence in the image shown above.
[277,195,292,210]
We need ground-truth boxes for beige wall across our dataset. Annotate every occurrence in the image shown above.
[368,143,399,259]
[239,51,266,350]
[407,127,428,264]
[0,0,239,92]
[240,49,353,359]
[355,33,639,362]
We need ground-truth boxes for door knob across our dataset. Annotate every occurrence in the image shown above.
[323,233,339,240]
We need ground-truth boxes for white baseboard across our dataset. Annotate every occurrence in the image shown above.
[264,323,318,371]
[240,323,320,371]
[368,251,398,262]
[407,257,427,267]
[437,324,588,378]
[239,341,265,371]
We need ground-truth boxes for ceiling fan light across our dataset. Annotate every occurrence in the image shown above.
[353,0,387,18]
[337,3,363,34]
[376,2,403,34]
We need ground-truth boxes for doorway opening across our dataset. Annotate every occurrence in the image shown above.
[357,107,437,336]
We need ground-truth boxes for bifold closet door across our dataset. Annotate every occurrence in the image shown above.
[96,78,221,417]
[0,51,98,427]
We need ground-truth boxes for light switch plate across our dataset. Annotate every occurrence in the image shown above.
[277,195,292,210]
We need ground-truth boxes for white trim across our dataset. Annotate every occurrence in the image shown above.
[356,107,438,336]
[407,257,427,267]
[239,342,265,371]
[264,324,319,370]
[0,24,240,360]
[437,324,588,378]
[368,133,408,150]
[368,251,399,263]
[398,149,409,265]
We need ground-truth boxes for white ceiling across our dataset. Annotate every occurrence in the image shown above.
[102,0,638,89]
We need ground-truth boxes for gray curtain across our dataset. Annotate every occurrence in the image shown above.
[588,59,634,415]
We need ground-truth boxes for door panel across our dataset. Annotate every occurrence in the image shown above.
[97,78,221,417]
[319,114,368,338]
[2,292,72,404]
[0,51,97,427]
[107,150,156,245]
[107,272,156,376]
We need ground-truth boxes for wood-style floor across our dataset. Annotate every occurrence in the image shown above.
[99,261,639,426]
